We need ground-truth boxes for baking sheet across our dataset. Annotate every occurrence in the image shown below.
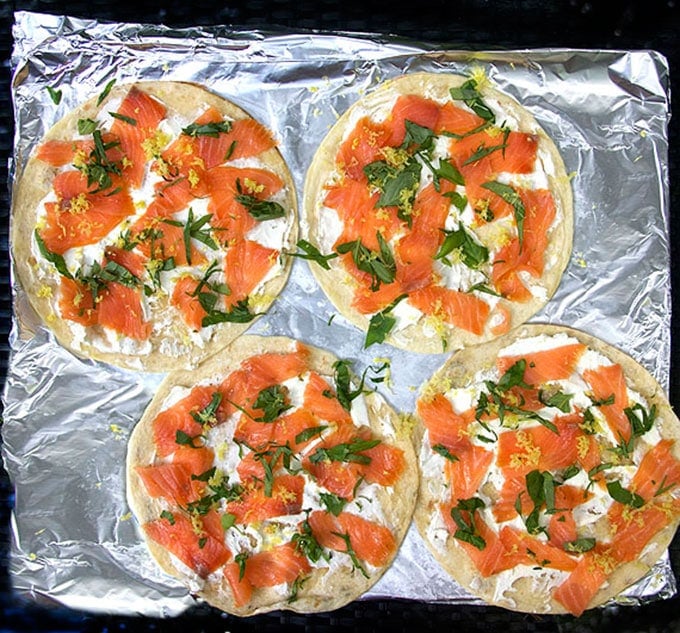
[2,10,673,615]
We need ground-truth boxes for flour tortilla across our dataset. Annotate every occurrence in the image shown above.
[12,81,297,372]
[303,72,573,354]
[127,335,418,615]
[414,323,680,614]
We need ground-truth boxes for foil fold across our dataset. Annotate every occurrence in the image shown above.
[3,10,673,616]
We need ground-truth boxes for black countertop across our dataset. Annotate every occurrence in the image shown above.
[1,2,679,632]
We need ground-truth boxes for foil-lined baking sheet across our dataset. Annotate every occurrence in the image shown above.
[3,10,673,616]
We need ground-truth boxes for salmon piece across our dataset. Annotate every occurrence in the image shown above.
[493,475,532,523]
[491,132,538,174]
[206,165,283,201]
[629,439,680,502]
[223,561,253,607]
[497,414,582,476]
[111,87,167,188]
[386,94,441,147]
[243,542,311,588]
[499,526,577,572]
[608,502,676,564]
[361,442,406,487]
[233,413,275,449]
[172,446,215,477]
[324,178,402,252]
[226,474,304,524]
[36,139,95,167]
[152,385,219,457]
[445,443,493,501]
[435,102,486,136]
[490,303,511,336]
[219,345,310,419]
[337,116,392,181]
[96,282,151,340]
[417,394,472,454]
[153,176,196,215]
[59,277,98,326]
[491,188,556,301]
[135,220,207,266]
[303,372,353,426]
[449,129,537,176]
[136,462,198,505]
[236,450,266,481]
[104,246,146,278]
[582,364,631,443]
[270,409,321,450]
[576,432,602,475]
[396,182,452,266]
[408,284,491,335]
[39,171,135,255]
[305,458,360,499]
[553,550,609,616]
[496,342,586,386]
[443,509,514,577]
[171,276,209,331]
[548,511,577,550]
[224,239,278,309]
[213,118,276,163]
[308,510,396,567]
[143,511,229,578]
[350,257,433,315]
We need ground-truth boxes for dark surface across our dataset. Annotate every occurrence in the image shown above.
[1,1,679,632]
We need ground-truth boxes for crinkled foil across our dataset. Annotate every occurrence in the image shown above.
[3,10,673,616]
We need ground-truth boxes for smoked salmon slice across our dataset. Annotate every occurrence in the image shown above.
[224,239,278,309]
[408,284,490,335]
[37,138,95,167]
[496,342,586,385]
[39,171,135,255]
[445,443,493,501]
[434,101,486,136]
[226,474,305,524]
[308,510,396,567]
[242,542,311,588]
[553,551,609,617]
[417,394,473,454]
[59,277,98,326]
[385,94,441,147]
[143,511,230,578]
[223,561,253,607]
[302,371,353,426]
[336,116,392,181]
[582,364,631,442]
[171,276,209,331]
[110,87,167,188]
[628,439,680,501]
[136,462,199,505]
[96,281,151,340]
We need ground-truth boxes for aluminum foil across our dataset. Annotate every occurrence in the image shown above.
[3,10,673,616]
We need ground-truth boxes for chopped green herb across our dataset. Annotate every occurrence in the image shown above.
[97,79,116,106]
[336,234,396,292]
[221,513,236,531]
[77,118,98,135]
[607,480,644,508]
[309,437,381,466]
[294,425,327,445]
[109,111,137,126]
[320,492,347,516]
[564,537,596,554]
[332,531,369,578]
[432,444,459,462]
[539,390,573,413]
[290,239,338,270]
[481,181,525,248]
[182,120,232,137]
[363,157,421,226]
[160,510,175,525]
[624,403,656,437]
[364,293,407,348]
[463,142,508,166]
[292,518,329,564]
[451,497,486,550]
[235,179,286,221]
[449,79,496,122]
[190,392,223,427]
[235,552,249,580]
[47,86,62,105]
[253,385,292,422]
[201,299,259,327]
[175,429,205,449]
[435,225,489,269]
[34,230,73,279]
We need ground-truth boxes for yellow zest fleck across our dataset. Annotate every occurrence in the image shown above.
[72,149,88,168]
[274,487,298,504]
[469,66,491,91]
[188,168,200,189]
[120,512,132,522]
[575,252,587,268]
[590,550,617,575]
[68,193,91,215]
[37,285,53,298]
[243,178,264,194]
[421,374,452,403]
[208,469,224,490]
[486,125,503,138]
[28,553,37,561]
[373,356,392,389]
[380,146,410,168]
[35,528,46,536]
[576,435,590,460]
[46,312,57,324]
[397,412,417,438]
[509,431,541,469]
[308,86,318,93]
[249,293,275,311]
[190,512,206,537]
[640,130,648,138]
[216,441,228,461]
[121,156,133,169]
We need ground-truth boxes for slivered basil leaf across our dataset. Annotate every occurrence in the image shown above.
[444,189,468,211]
[308,438,380,465]
[435,226,489,269]
[109,111,137,126]
[607,480,644,508]
[320,492,347,517]
[77,118,98,135]
[432,444,459,462]
[481,181,525,248]
[294,425,327,445]
[496,359,529,392]
[539,390,573,413]
[449,80,496,122]
[291,239,338,270]
[47,86,62,105]
[364,293,407,349]
[160,510,175,525]
[34,230,73,279]
[97,79,116,106]
[564,537,596,554]
[182,121,232,137]
[624,402,656,437]
[401,120,436,152]
[236,195,287,221]
[253,385,291,422]
[201,299,259,326]
[463,142,508,166]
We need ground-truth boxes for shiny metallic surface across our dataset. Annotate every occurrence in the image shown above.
[2,11,672,615]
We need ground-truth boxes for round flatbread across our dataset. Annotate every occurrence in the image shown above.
[302,72,572,353]
[126,335,417,615]
[12,81,297,372]
[414,323,680,616]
